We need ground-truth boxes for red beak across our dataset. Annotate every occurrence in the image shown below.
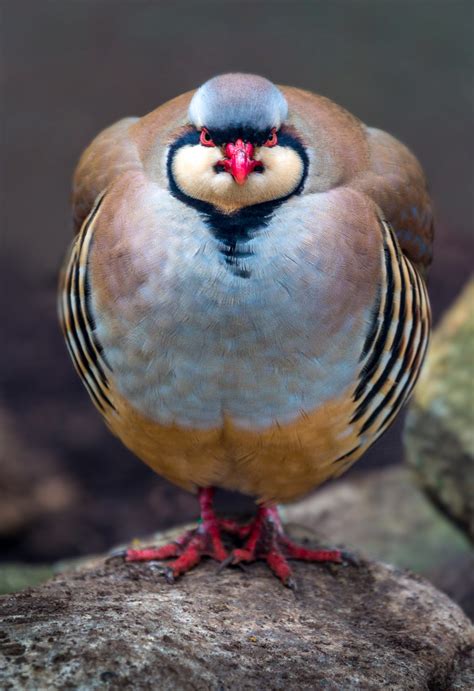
[220,139,259,185]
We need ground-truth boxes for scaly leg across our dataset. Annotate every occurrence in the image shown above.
[125,487,243,582]
[124,491,345,587]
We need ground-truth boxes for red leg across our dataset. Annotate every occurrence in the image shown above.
[125,487,229,581]
[229,505,343,588]
[123,491,347,587]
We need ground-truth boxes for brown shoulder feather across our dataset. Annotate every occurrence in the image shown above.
[72,117,140,233]
[354,127,434,273]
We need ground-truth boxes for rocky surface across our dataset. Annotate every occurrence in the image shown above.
[405,279,474,541]
[3,464,473,621]
[0,527,473,690]
[284,465,474,619]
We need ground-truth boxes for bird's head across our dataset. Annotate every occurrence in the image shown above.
[167,74,308,213]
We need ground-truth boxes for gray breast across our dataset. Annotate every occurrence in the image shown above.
[94,192,377,430]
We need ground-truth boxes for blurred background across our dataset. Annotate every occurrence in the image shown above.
[1,0,473,599]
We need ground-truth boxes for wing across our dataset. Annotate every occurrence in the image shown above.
[282,88,434,274]
[357,127,434,274]
[72,117,140,233]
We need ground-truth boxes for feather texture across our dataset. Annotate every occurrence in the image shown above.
[60,75,433,502]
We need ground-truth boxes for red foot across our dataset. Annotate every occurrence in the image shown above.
[125,488,234,581]
[123,488,345,587]
[226,505,342,588]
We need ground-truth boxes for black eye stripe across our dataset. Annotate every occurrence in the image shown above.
[171,129,201,148]
[202,127,271,146]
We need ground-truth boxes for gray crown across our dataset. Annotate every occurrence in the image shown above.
[189,73,288,132]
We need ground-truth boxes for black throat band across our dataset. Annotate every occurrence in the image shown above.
[166,128,309,278]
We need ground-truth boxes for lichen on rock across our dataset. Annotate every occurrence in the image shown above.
[405,279,474,541]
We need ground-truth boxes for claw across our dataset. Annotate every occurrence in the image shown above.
[164,567,176,584]
[216,553,235,574]
[106,547,127,560]
[216,553,249,576]
[340,549,362,567]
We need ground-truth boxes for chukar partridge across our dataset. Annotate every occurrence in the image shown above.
[59,73,433,586]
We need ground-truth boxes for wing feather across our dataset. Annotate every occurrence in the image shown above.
[72,117,140,233]
[357,127,434,273]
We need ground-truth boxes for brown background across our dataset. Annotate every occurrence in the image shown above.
[2,0,473,562]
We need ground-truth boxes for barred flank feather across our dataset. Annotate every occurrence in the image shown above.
[59,191,116,415]
[335,219,431,471]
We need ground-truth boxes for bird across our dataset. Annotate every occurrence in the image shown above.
[59,73,433,587]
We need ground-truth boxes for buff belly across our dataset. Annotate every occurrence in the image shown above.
[104,380,360,503]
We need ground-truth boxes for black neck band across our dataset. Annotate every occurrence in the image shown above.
[166,128,309,277]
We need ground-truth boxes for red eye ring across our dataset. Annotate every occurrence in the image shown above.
[200,128,215,147]
[263,128,278,147]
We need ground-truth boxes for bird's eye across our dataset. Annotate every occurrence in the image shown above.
[200,128,215,147]
[263,128,278,147]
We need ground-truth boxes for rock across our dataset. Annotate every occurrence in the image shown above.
[0,529,473,690]
[404,279,474,541]
[283,465,474,618]
[450,647,474,690]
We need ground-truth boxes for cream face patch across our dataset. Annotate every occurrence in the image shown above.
[171,144,304,212]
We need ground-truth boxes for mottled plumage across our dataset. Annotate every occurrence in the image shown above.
[60,74,433,584]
